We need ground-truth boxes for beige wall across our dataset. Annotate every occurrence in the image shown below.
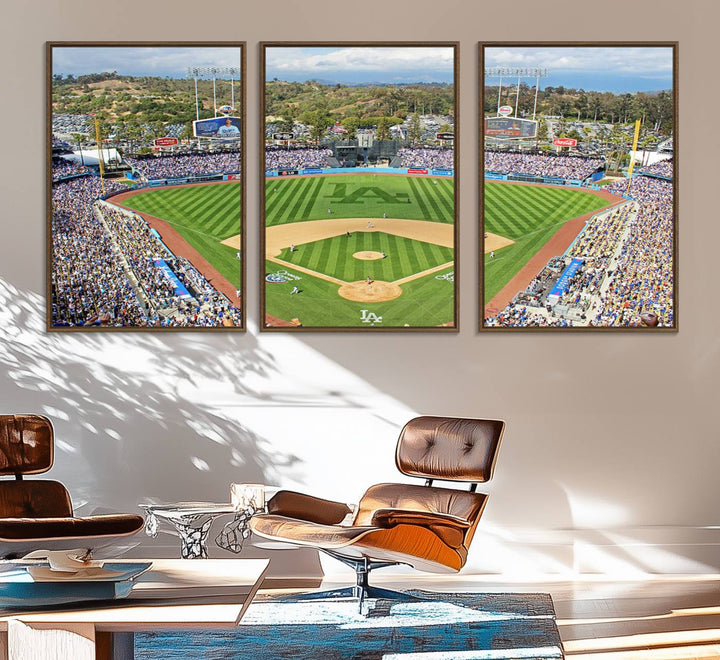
[0,0,717,576]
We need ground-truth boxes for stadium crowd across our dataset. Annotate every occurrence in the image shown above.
[51,159,89,182]
[593,175,674,326]
[397,147,453,170]
[52,176,146,326]
[126,152,241,181]
[485,172,673,328]
[485,151,604,180]
[265,146,332,170]
[639,157,673,179]
[51,162,241,328]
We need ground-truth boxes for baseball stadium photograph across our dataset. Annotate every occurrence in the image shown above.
[48,43,245,330]
[261,43,457,330]
[481,44,676,330]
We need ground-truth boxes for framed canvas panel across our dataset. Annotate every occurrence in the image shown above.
[261,43,458,331]
[48,42,246,330]
[480,43,677,330]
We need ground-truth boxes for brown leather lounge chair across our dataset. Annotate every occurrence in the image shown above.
[250,416,505,608]
[0,414,145,558]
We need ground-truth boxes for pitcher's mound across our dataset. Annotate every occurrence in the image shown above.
[338,281,402,302]
[353,251,385,261]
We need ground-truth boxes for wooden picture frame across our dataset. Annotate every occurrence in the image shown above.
[47,42,246,331]
[480,42,677,331]
[260,42,459,331]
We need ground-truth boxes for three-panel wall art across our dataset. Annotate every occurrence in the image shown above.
[48,41,676,332]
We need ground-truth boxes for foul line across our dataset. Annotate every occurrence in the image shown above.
[393,261,454,285]
[267,256,454,289]
[267,257,347,285]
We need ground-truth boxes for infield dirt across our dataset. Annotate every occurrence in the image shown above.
[265,217,453,258]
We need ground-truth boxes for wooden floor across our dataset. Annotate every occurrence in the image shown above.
[274,574,720,659]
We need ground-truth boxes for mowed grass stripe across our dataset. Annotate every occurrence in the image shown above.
[483,181,611,301]
[276,232,452,283]
[267,178,304,221]
[494,188,554,233]
[206,193,241,235]
[118,182,242,288]
[420,178,453,219]
[486,185,576,239]
[301,176,326,221]
[437,179,454,208]
[194,191,236,236]
[286,177,316,222]
[408,178,432,219]
[414,178,445,221]
[265,174,455,225]
[435,180,455,219]
[272,178,305,221]
[265,260,455,327]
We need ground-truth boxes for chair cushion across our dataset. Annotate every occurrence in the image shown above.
[250,513,466,573]
[0,480,72,518]
[396,416,504,482]
[0,415,53,475]
[0,514,145,541]
[353,483,487,526]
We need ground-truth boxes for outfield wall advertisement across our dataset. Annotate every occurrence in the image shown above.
[266,167,454,178]
[145,172,240,187]
[485,171,584,187]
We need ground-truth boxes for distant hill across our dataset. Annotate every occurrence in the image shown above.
[265,80,454,121]
[483,82,673,133]
[51,73,237,137]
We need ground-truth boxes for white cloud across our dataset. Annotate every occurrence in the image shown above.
[485,46,673,76]
[52,46,242,78]
[267,46,454,75]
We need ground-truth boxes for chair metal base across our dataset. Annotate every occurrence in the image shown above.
[273,551,422,614]
[272,584,424,614]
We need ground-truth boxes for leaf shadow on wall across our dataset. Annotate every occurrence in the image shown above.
[0,277,293,513]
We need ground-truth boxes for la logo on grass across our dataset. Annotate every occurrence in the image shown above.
[327,183,408,204]
[360,310,383,324]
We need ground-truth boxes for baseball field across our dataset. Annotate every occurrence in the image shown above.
[483,181,613,302]
[264,173,455,328]
[118,182,242,290]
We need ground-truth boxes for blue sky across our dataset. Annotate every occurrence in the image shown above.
[52,46,242,78]
[265,47,455,84]
[485,46,674,93]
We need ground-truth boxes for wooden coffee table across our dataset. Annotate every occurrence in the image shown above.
[0,558,269,660]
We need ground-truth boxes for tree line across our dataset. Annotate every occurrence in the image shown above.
[484,83,674,134]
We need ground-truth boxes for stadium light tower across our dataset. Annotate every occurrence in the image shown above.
[187,66,242,119]
[485,67,548,119]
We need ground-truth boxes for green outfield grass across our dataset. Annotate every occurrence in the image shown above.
[119,182,242,288]
[484,182,610,301]
[276,232,452,283]
[266,174,453,225]
[265,261,455,328]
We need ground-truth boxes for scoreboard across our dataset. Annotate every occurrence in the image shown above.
[193,116,242,139]
[484,117,537,139]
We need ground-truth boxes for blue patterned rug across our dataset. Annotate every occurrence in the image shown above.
[136,591,563,659]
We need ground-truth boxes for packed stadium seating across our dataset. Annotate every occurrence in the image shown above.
[484,171,673,328]
[264,146,332,170]
[51,159,242,328]
[397,147,453,169]
[485,151,604,180]
[126,152,241,180]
